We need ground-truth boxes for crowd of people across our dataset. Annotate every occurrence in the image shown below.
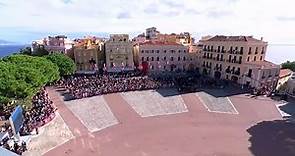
[19,88,56,136]
[57,73,176,100]
[0,88,56,155]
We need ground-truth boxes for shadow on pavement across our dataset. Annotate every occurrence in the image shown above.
[247,118,295,156]
[156,84,250,98]
[279,98,295,116]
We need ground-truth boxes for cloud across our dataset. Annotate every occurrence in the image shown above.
[143,3,159,14]
[0,0,295,44]
[0,1,6,7]
[117,12,131,19]
[185,9,201,15]
[62,0,73,4]
[277,16,295,21]
[161,0,184,8]
[207,10,233,18]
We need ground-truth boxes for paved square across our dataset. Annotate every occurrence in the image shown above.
[64,96,119,132]
[121,89,188,117]
[196,92,238,114]
[24,113,74,156]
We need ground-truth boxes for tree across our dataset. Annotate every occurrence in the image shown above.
[2,55,60,84]
[19,47,32,55]
[0,55,60,106]
[282,61,295,72]
[45,53,76,76]
[33,45,49,57]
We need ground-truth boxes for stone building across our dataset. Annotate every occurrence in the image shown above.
[105,34,134,72]
[200,35,280,89]
[133,41,196,73]
[73,37,105,72]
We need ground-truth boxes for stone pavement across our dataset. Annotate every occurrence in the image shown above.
[196,92,238,114]
[64,96,119,133]
[121,90,188,117]
[23,113,74,156]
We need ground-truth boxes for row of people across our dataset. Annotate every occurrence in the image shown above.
[57,73,176,100]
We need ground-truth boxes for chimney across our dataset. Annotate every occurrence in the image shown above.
[260,37,263,41]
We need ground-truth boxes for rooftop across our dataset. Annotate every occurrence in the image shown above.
[139,41,182,46]
[207,35,264,42]
[279,69,293,78]
[245,60,279,69]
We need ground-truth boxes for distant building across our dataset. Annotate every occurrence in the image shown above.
[32,35,69,54]
[73,37,105,72]
[133,41,194,73]
[146,27,159,39]
[286,73,295,96]
[132,33,146,44]
[200,35,280,89]
[105,34,134,72]
[276,69,293,90]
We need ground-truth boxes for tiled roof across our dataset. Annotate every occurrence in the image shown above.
[207,35,263,42]
[245,60,279,69]
[279,69,293,78]
[139,41,181,46]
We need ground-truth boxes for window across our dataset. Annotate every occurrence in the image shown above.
[151,50,154,53]
[255,47,258,54]
[142,57,144,61]
[254,56,256,61]
[151,57,154,61]
[240,47,244,54]
[183,57,186,61]
[171,57,174,61]
[248,47,252,54]
[141,50,144,53]
[156,57,159,61]
[147,57,149,61]
[247,56,250,62]
[179,50,181,53]
[164,50,167,53]
[261,47,265,54]
[145,50,149,53]
[163,57,166,61]
[260,56,263,60]
[156,50,160,53]
[164,65,166,70]
[184,50,186,53]
[178,57,181,61]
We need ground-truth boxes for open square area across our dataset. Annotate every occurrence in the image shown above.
[40,87,287,156]
[121,89,188,117]
[64,96,119,132]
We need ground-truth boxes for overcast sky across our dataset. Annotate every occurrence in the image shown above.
[0,0,295,44]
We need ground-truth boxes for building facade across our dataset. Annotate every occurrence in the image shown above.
[32,35,67,54]
[276,69,293,90]
[200,35,280,89]
[134,41,195,73]
[286,73,295,96]
[105,34,134,72]
[73,37,105,72]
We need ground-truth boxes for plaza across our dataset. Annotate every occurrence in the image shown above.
[22,86,286,156]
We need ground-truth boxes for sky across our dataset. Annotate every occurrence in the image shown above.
[0,0,295,44]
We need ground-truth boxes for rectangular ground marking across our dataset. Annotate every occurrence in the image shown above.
[196,92,239,114]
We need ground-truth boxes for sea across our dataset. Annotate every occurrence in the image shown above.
[0,45,29,58]
[0,44,294,64]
